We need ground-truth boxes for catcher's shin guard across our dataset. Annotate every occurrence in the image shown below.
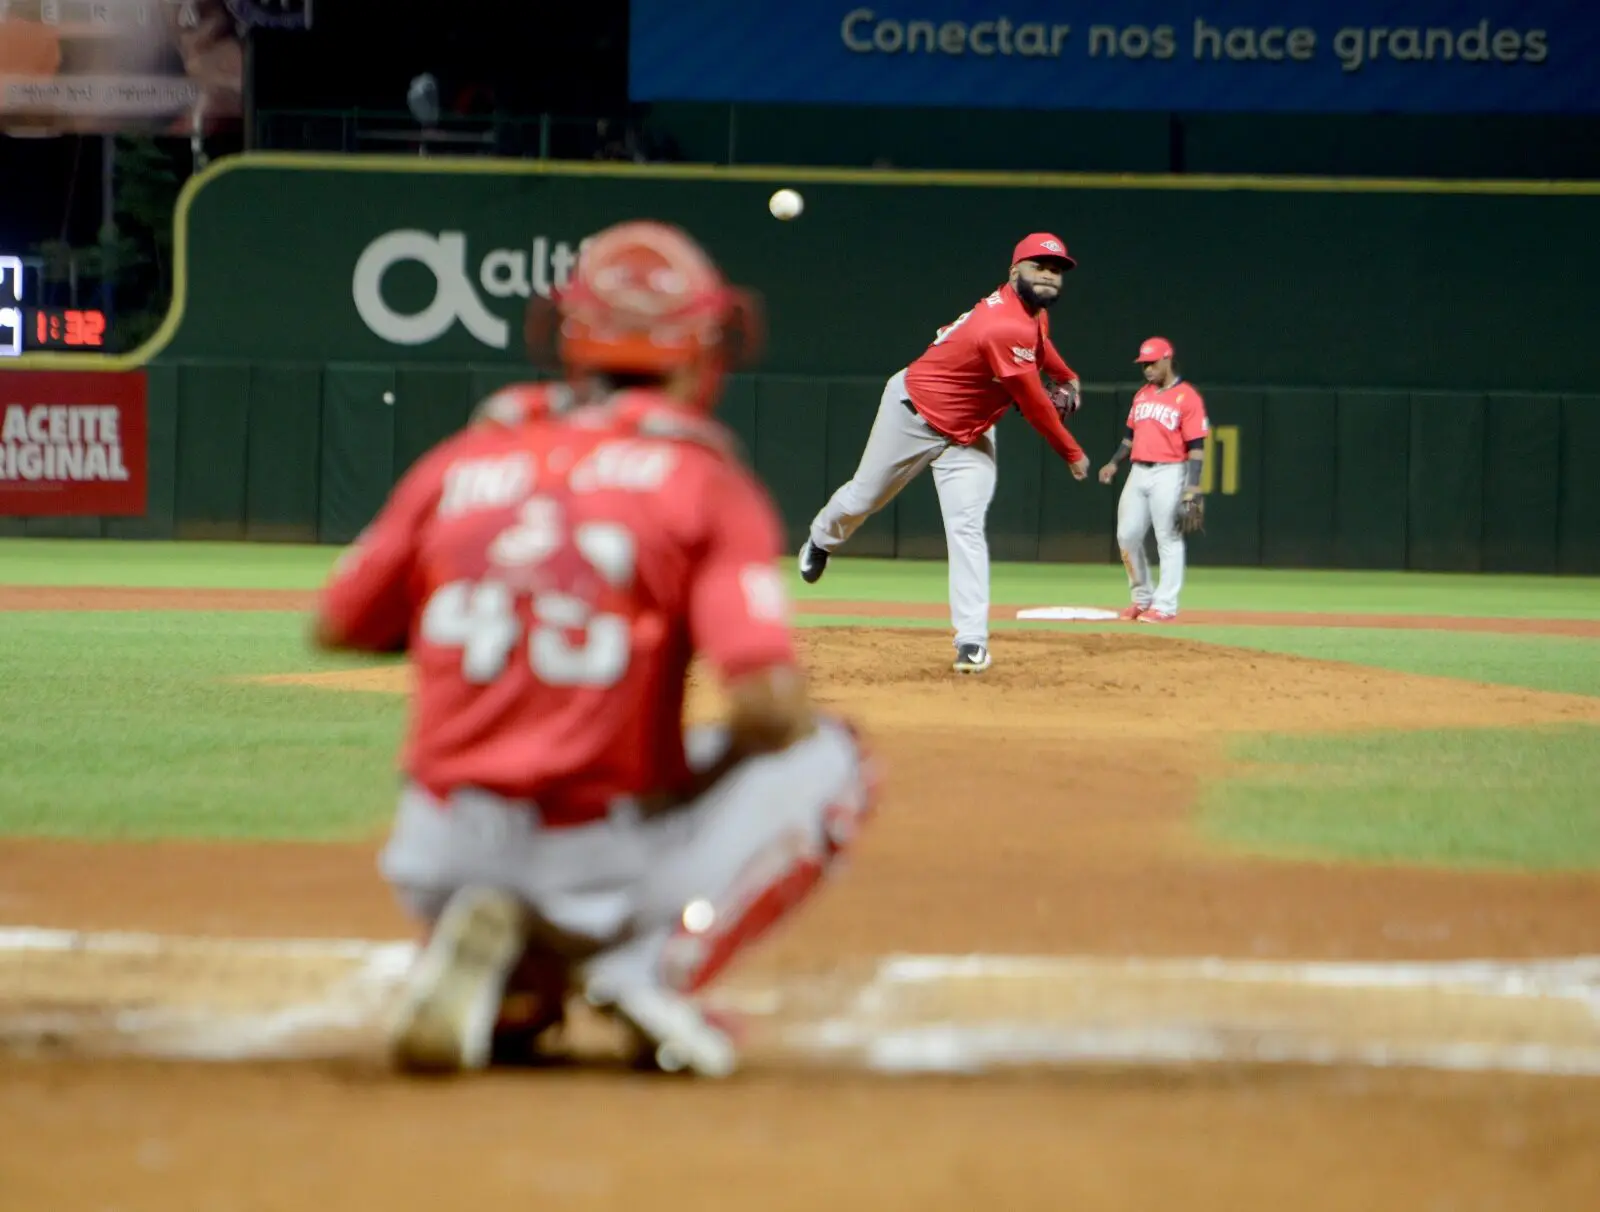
[662,774,875,999]
[580,841,837,1080]
[664,847,829,998]
[390,886,533,1075]
[591,720,880,1078]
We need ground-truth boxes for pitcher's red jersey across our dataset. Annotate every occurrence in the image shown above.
[903,283,1084,460]
[315,391,797,824]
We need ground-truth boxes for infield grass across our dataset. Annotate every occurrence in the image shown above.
[0,612,402,840]
[1200,727,1600,871]
[1171,627,1600,698]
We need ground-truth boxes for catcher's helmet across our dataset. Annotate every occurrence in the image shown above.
[526,220,763,413]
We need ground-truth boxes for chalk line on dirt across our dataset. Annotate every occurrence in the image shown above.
[0,928,1596,1076]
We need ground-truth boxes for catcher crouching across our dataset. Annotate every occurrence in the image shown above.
[313,220,880,1078]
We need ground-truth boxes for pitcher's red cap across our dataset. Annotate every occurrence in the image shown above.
[1135,336,1174,363]
[1012,232,1076,269]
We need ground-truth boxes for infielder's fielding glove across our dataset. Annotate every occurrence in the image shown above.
[1178,492,1205,534]
[1046,377,1081,419]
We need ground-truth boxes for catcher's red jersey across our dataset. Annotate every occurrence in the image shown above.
[904,283,1083,458]
[315,391,797,824]
[467,381,573,428]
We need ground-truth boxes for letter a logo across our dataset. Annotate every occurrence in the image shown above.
[352,230,510,348]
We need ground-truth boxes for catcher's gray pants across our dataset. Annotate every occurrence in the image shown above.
[1117,460,1188,615]
[809,368,997,649]
[377,718,874,994]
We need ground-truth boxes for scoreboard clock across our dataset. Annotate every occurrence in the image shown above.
[0,255,113,357]
[26,307,110,350]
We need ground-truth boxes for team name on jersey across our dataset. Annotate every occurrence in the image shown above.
[569,440,679,494]
[439,454,534,517]
[1131,400,1182,430]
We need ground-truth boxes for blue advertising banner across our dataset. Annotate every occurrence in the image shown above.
[628,1,1600,114]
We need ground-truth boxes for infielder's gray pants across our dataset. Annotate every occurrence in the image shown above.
[809,368,998,648]
[1117,461,1188,615]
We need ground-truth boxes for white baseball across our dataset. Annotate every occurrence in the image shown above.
[768,188,804,220]
[382,391,395,405]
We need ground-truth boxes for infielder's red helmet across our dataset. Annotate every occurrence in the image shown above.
[534,220,763,413]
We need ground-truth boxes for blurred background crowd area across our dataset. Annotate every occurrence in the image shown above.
[3,0,1598,347]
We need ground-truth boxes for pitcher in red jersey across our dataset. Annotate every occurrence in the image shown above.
[313,220,879,1079]
[800,233,1091,673]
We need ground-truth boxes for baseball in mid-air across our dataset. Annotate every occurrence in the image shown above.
[768,188,804,220]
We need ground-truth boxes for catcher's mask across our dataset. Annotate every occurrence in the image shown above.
[523,220,764,414]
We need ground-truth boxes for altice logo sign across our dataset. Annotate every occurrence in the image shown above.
[352,229,592,349]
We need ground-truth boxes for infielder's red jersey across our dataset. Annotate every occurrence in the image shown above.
[903,284,1084,462]
[315,391,797,824]
[1127,380,1209,463]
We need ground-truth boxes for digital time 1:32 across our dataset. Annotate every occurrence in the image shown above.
[28,307,110,350]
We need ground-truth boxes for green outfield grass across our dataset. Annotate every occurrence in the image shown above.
[4,540,1600,619]
[0,539,343,590]
[0,537,1595,868]
[792,559,1600,620]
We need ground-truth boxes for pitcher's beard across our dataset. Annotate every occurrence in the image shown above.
[1015,280,1059,310]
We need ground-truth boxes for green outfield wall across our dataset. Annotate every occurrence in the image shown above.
[134,156,1600,392]
[5,155,1598,573]
[5,361,1596,576]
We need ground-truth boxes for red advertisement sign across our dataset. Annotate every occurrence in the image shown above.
[0,370,148,516]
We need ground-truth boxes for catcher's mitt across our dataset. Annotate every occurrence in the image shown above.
[1178,492,1205,534]
[1046,377,1081,419]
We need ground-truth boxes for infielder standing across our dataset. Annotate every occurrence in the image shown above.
[1097,336,1209,622]
[799,233,1091,673]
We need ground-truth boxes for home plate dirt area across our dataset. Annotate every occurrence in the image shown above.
[1,587,1597,1211]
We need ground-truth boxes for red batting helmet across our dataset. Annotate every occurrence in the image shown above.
[527,220,763,413]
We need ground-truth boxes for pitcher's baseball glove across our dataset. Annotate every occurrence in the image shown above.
[1178,492,1205,534]
[1046,377,1081,418]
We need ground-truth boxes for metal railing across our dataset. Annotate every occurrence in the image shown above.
[252,109,667,162]
[249,104,1600,180]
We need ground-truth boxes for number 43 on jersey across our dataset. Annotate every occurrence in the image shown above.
[420,499,637,689]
